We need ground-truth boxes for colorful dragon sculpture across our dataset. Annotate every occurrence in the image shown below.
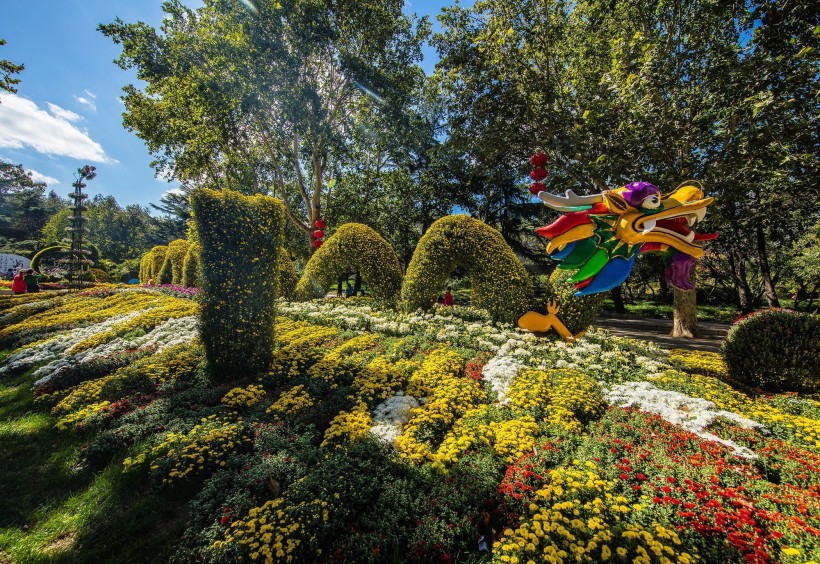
[519,154,717,338]
[535,180,717,296]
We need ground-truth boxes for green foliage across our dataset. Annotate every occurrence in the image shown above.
[148,246,167,283]
[723,309,820,393]
[157,239,189,285]
[296,223,402,302]
[548,269,606,335]
[88,268,110,283]
[138,253,152,284]
[30,245,68,272]
[278,248,297,300]
[182,242,200,288]
[190,188,284,381]
[401,215,533,323]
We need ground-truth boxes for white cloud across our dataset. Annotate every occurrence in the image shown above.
[28,168,61,185]
[46,102,80,122]
[0,94,110,162]
[83,89,97,99]
[74,95,96,111]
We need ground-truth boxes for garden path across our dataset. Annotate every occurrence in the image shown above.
[594,313,729,352]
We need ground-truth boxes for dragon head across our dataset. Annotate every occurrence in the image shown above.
[535,181,717,295]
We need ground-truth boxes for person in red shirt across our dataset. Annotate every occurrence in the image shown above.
[11,270,26,294]
[443,286,454,306]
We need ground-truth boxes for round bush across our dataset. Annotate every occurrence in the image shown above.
[401,215,533,323]
[157,239,190,285]
[191,188,285,382]
[181,242,200,288]
[295,223,402,302]
[723,309,820,393]
[547,268,606,335]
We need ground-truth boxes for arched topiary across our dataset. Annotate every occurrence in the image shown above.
[148,246,167,282]
[723,309,820,393]
[190,188,285,382]
[157,239,190,285]
[139,253,152,284]
[279,248,298,300]
[401,215,533,323]
[182,242,200,288]
[31,245,69,271]
[295,223,402,302]
[547,268,606,335]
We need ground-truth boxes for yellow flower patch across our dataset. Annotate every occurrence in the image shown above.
[222,384,266,409]
[321,401,372,448]
[267,385,314,419]
[495,464,697,564]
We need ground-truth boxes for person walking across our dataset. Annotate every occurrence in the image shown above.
[24,268,42,293]
[443,286,454,306]
[11,270,26,295]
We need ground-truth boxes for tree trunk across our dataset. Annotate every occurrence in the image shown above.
[353,269,362,295]
[610,287,626,313]
[728,247,754,313]
[756,225,780,308]
[671,268,697,338]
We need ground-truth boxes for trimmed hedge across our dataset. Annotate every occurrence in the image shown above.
[182,242,201,288]
[31,245,69,271]
[547,268,606,335]
[138,253,152,284]
[148,246,167,283]
[401,215,533,323]
[295,223,403,302]
[190,188,285,382]
[279,248,298,300]
[723,309,820,393]
[158,239,190,285]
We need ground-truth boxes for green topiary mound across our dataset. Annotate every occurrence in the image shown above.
[723,309,820,393]
[148,246,167,283]
[181,242,200,288]
[295,223,402,302]
[157,239,190,285]
[401,215,533,323]
[278,248,298,300]
[190,188,285,382]
[138,253,152,284]
[547,268,606,335]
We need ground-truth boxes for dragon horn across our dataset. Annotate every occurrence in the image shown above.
[537,189,604,212]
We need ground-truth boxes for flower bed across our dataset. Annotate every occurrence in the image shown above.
[1,289,817,562]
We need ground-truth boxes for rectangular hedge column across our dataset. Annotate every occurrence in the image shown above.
[190,188,285,382]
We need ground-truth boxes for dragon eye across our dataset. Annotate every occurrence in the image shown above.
[641,195,661,209]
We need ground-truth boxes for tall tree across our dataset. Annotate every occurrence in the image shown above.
[101,0,429,250]
[0,38,24,96]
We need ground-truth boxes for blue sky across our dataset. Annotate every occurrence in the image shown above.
[1,0,462,211]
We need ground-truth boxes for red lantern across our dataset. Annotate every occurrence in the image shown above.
[313,229,325,239]
[530,167,548,181]
[530,152,549,167]
[311,239,323,248]
[529,182,546,195]
[314,219,326,229]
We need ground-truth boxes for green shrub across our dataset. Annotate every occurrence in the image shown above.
[30,245,70,271]
[148,245,167,283]
[295,223,402,302]
[547,268,606,335]
[88,268,110,283]
[138,253,152,284]
[158,239,190,285]
[181,242,200,288]
[401,215,533,323]
[190,188,285,382]
[279,248,298,299]
[723,309,820,393]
